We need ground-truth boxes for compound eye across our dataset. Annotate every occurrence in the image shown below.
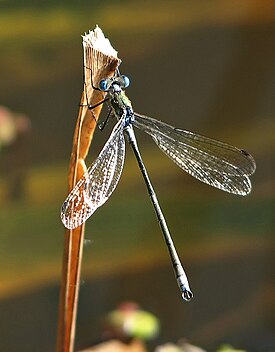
[99,79,108,91]
[122,75,130,88]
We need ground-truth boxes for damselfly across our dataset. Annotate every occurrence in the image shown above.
[61,71,256,301]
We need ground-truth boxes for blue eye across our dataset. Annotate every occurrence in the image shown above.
[99,79,108,91]
[122,75,130,88]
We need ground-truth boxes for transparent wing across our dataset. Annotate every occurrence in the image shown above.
[61,117,125,229]
[133,113,256,195]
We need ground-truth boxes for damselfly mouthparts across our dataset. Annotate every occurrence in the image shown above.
[61,71,256,301]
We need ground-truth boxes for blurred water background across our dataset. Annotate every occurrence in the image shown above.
[0,1,274,351]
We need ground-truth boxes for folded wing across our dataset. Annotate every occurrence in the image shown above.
[61,118,125,229]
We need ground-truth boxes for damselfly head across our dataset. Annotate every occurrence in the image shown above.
[99,74,130,92]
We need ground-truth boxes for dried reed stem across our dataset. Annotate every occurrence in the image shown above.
[56,26,121,352]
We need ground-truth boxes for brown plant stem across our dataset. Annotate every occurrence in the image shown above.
[56,27,121,352]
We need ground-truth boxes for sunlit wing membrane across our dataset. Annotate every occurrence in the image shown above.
[61,117,125,229]
[133,113,256,195]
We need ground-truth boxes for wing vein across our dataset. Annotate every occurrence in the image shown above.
[61,118,125,229]
[133,113,255,195]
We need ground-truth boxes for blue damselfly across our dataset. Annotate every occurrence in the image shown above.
[61,71,256,301]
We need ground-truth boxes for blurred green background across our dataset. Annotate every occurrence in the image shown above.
[0,0,274,351]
